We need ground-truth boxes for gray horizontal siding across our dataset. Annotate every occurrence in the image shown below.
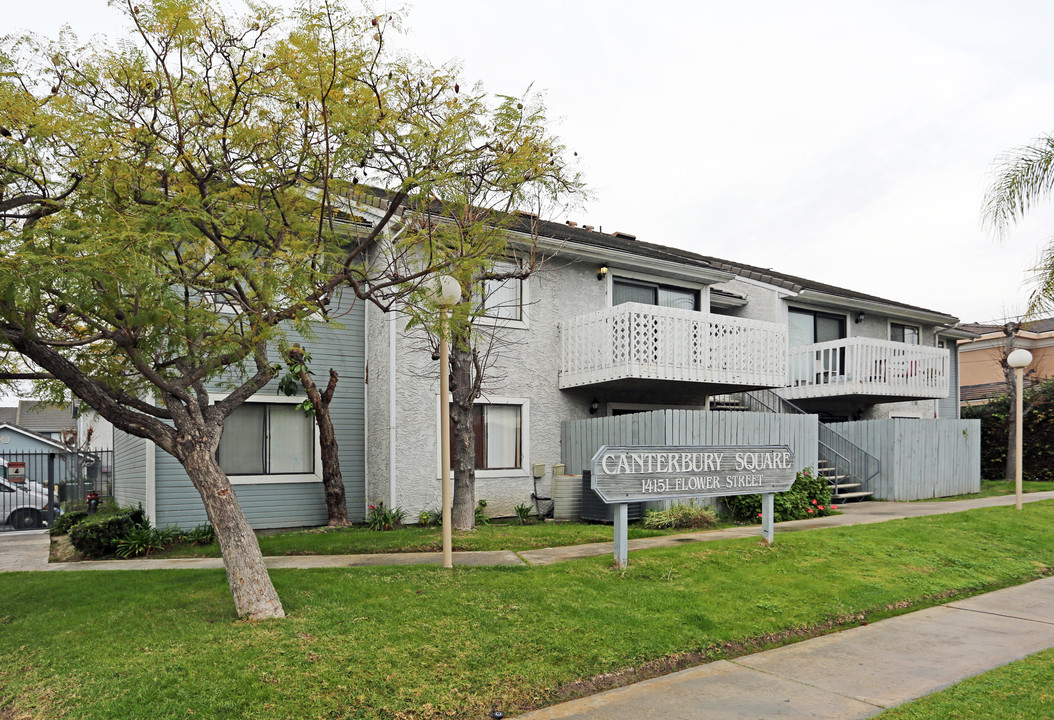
[113,431,148,509]
[151,288,366,529]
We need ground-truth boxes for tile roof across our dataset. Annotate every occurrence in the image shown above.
[15,401,74,433]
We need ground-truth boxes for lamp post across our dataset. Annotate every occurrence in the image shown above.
[430,275,462,568]
[1007,348,1033,511]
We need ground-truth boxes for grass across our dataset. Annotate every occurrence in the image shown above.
[874,647,1054,719]
[142,519,725,559]
[919,479,1054,502]
[8,501,1054,719]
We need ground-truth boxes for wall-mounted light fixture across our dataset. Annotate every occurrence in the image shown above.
[590,398,600,415]
[855,312,865,324]
[597,266,608,281]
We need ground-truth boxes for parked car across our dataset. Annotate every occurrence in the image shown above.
[0,461,59,529]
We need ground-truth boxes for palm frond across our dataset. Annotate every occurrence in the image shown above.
[983,135,1054,238]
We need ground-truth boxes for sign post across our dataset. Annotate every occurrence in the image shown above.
[591,444,795,568]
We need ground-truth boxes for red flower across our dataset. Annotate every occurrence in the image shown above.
[832,505,838,510]
[811,499,817,505]
[807,508,814,514]
[369,505,375,510]
[757,512,763,517]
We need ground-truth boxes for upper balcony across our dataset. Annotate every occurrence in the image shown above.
[779,338,949,403]
[559,302,788,391]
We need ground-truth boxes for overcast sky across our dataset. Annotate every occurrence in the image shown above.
[9,0,1054,323]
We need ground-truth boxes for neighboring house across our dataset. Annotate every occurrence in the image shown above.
[112,200,967,527]
[74,406,115,453]
[2,401,76,443]
[956,318,1054,405]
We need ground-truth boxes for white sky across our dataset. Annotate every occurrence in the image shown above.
[8,0,1054,323]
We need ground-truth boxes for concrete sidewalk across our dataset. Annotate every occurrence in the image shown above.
[517,576,1054,719]
[2,490,1053,572]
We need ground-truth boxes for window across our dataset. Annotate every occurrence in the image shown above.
[788,308,846,346]
[613,278,699,311]
[481,276,522,321]
[891,323,920,345]
[472,404,522,470]
[216,403,315,476]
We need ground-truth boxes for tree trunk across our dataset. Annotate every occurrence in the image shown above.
[450,341,476,531]
[178,438,284,619]
[297,366,350,527]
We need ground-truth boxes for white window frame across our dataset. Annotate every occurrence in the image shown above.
[436,396,530,480]
[213,394,322,486]
[475,269,529,330]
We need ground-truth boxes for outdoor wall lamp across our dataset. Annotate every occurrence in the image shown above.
[590,398,600,415]
[597,266,608,281]
[855,312,865,323]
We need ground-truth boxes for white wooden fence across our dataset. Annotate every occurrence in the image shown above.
[826,419,980,501]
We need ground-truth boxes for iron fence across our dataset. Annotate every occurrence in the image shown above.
[0,450,113,531]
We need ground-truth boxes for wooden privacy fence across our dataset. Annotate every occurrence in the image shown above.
[826,419,980,501]
[558,410,819,519]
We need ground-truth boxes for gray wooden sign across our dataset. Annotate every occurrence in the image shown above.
[590,444,796,504]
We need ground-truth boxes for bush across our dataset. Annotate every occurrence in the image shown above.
[50,509,89,536]
[181,523,215,545]
[722,469,835,524]
[963,378,1054,482]
[514,503,533,525]
[115,525,178,558]
[642,502,718,529]
[69,512,140,557]
[474,499,490,527]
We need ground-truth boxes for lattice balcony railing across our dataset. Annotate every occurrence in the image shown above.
[559,303,788,389]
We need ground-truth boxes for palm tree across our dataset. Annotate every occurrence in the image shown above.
[984,134,1054,316]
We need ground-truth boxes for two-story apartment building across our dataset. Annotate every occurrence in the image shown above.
[113,207,967,526]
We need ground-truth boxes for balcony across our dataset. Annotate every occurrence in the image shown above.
[779,338,949,402]
[559,303,788,390]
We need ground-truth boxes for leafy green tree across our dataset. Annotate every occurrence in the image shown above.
[0,0,576,617]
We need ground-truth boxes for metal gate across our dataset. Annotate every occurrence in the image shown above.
[0,450,113,531]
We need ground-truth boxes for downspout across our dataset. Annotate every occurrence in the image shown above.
[388,309,398,509]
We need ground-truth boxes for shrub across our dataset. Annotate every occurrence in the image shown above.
[115,525,176,558]
[365,501,405,531]
[642,502,717,529]
[962,379,1054,482]
[181,523,216,545]
[474,499,490,527]
[722,468,836,524]
[50,509,89,536]
[514,503,533,525]
[69,512,139,557]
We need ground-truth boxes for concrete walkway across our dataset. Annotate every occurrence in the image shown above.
[2,490,1053,572]
[518,576,1054,719]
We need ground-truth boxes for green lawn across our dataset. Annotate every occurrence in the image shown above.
[148,520,721,559]
[8,501,1054,720]
[875,647,1054,719]
[920,479,1053,502]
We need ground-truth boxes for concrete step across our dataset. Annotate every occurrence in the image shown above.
[832,491,874,502]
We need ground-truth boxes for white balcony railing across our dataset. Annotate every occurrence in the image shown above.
[780,337,949,401]
[559,303,788,390]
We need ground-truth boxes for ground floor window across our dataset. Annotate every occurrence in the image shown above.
[472,404,522,470]
[217,402,315,476]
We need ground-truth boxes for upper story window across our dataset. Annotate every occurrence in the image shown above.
[788,308,846,347]
[891,323,920,345]
[481,276,522,321]
[613,278,699,311]
[216,402,315,476]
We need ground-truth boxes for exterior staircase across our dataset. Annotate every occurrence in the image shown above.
[710,389,878,502]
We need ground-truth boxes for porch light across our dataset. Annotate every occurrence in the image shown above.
[590,398,600,415]
[1008,348,1033,511]
[430,275,462,569]
[597,266,608,281]
[855,312,864,324]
